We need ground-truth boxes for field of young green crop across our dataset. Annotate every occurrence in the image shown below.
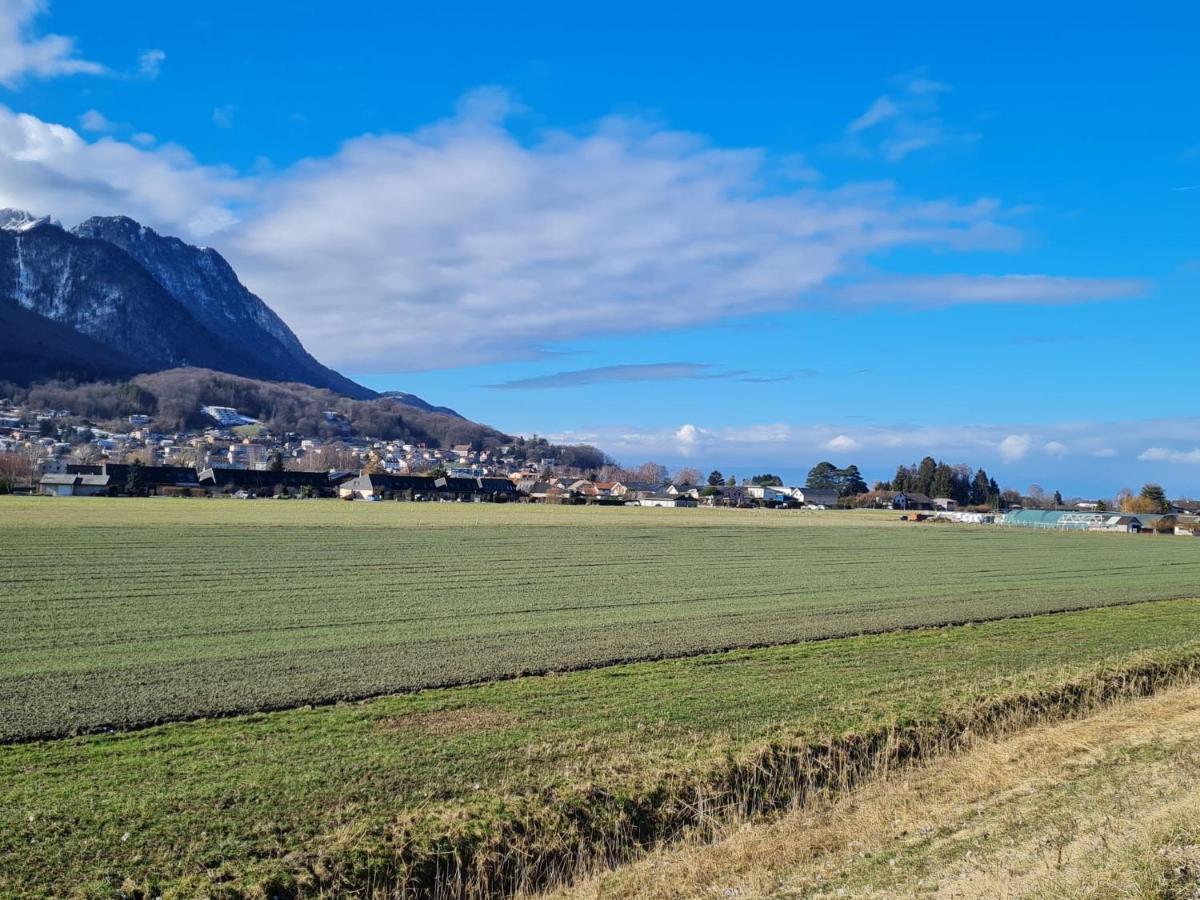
[2,495,1199,740]
[3,598,1200,898]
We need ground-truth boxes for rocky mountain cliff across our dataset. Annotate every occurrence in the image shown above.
[0,211,373,399]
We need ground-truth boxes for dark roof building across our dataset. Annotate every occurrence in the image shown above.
[103,463,200,488]
[198,467,332,493]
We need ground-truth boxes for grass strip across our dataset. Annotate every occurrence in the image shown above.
[2,598,1200,897]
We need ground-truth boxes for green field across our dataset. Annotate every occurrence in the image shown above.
[3,496,1200,741]
[4,599,1200,897]
[4,496,1200,897]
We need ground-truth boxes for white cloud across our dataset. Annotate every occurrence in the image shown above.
[130,131,155,146]
[998,434,1032,462]
[825,434,860,452]
[836,274,1149,307]
[0,91,1153,371]
[137,48,164,80]
[543,418,1200,485]
[77,108,112,133]
[675,424,702,456]
[1043,440,1068,458]
[225,93,1027,369]
[0,104,244,235]
[1138,447,1200,464]
[0,0,106,86]
[840,71,975,162]
[212,104,236,128]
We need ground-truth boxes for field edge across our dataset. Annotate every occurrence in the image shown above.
[173,646,1200,899]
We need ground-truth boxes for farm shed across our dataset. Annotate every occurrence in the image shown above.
[38,473,111,497]
[1002,510,1096,530]
[1089,515,1143,533]
[1001,510,1142,533]
[102,463,200,494]
[1175,517,1200,536]
[199,467,333,496]
[639,494,698,508]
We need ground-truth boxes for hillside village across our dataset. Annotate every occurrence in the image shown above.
[3,395,1199,535]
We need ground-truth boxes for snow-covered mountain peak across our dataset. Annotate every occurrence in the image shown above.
[0,209,60,233]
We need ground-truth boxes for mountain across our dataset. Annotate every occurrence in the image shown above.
[0,210,373,399]
[0,301,146,384]
[71,216,368,399]
[378,390,463,419]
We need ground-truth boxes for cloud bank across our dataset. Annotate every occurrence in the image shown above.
[544,417,1200,479]
[0,89,1150,371]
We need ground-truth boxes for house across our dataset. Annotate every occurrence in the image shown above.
[665,483,702,499]
[568,479,600,497]
[339,473,437,500]
[39,473,111,496]
[608,481,662,500]
[714,486,756,508]
[201,406,259,427]
[744,484,792,506]
[521,481,568,503]
[431,476,516,502]
[638,494,698,508]
[892,492,935,511]
[793,488,839,508]
[476,477,519,501]
[933,497,958,511]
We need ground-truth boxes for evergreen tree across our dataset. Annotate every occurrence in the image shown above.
[839,464,868,497]
[892,465,911,492]
[1053,489,1063,508]
[269,452,285,473]
[950,467,971,506]
[749,473,783,486]
[125,459,146,497]
[930,462,953,500]
[707,470,725,487]
[914,456,937,495]
[805,461,840,490]
[726,474,736,487]
[970,468,990,506]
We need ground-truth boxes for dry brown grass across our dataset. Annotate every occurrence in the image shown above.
[544,683,1200,899]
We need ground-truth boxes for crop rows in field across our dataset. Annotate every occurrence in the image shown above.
[2,499,1200,739]
[4,598,1200,897]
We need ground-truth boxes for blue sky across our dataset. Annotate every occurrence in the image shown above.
[2,1,1198,494]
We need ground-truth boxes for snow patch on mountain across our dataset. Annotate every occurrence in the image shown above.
[0,209,61,233]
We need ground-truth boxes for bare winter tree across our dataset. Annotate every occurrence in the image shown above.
[0,452,34,491]
[70,443,104,465]
[673,467,702,486]
[633,462,669,484]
